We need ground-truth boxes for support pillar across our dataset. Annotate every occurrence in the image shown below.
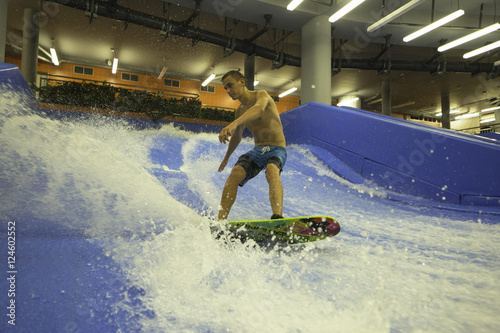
[301,15,331,104]
[382,79,391,116]
[441,92,451,129]
[0,0,7,63]
[244,54,255,91]
[21,8,40,88]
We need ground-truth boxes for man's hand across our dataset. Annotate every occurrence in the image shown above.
[218,158,228,172]
[219,123,236,144]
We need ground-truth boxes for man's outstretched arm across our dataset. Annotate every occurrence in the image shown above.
[218,124,244,172]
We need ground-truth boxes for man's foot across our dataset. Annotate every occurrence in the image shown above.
[271,214,284,220]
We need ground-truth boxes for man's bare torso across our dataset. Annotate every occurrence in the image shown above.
[236,90,286,148]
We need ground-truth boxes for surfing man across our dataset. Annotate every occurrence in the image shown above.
[217,70,287,221]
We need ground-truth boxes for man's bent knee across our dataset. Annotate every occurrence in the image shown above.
[230,165,246,182]
[265,163,280,181]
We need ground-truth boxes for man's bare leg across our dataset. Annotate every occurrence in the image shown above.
[218,165,246,220]
[266,164,283,216]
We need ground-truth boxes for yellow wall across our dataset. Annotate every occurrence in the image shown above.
[5,53,300,114]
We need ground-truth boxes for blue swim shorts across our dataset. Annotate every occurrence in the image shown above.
[235,145,287,187]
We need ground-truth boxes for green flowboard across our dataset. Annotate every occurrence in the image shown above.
[227,216,341,244]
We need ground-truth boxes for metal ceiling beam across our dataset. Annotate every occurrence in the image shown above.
[45,0,495,75]
[339,58,493,73]
[46,0,301,66]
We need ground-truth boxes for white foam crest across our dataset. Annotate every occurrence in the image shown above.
[108,220,394,332]
[177,129,254,218]
[0,112,197,237]
[0,84,36,116]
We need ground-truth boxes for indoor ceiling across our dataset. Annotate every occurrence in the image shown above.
[5,0,500,118]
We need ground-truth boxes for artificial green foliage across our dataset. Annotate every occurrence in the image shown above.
[38,80,234,123]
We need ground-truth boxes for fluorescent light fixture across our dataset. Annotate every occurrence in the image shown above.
[438,23,500,52]
[463,40,500,59]
[455,112,479,120]
[338,96,359,107]
[393,101,416,108]
[367,98,383,105]
[287,0,303,11]
[279,87,297,98]
[112,57,118,74]
[481,106,500,112]
[480,117,496,123]
[436,109,461,116]
[403,9,465,42]
[202,73,216,86]
[329,0,366,24]
[158,66,168,80]
[253,80,259,87]
[50,47,59,66]
[367,0,425,33]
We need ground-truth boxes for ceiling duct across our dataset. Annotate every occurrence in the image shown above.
[46,0,301,67]
[46,0,495,75]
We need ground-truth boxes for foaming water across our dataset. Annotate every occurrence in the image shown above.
[1,93,499,332]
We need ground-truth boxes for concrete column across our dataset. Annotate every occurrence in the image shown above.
[441,92,451,129]
[244,54,255,91]
[21,8,40,88]
[0,0,7,63]
[301,15,331,104]
[382,79,391,116]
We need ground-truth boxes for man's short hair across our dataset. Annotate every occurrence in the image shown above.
[222,70,246,83]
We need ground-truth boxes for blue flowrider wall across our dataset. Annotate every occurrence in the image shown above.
[281,102,500,208]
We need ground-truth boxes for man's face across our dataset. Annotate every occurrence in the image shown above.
[223,76,244,100]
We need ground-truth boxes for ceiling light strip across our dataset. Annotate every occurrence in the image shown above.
[202,73,216,86]
[393,101,416,108]
[455,112,479,120]
[279,87,297,98]
[338,96,359,107]
[112,57,119,74]
[463,40,500,59]
[329,0,366,24]
[480,117,496,123]
[50,47,59,66]
[403,9,465,42]
[438,23,500,52]
[481,106,500,112]
[158,66,168,80]
[367,0,425,33]
[287,0,304,11]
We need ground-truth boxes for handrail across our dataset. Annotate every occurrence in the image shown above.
[456,123,500,133]
[202,104,235,112]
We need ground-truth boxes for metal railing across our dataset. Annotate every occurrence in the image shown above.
[202,104,235,112]
[456,123,500,133]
